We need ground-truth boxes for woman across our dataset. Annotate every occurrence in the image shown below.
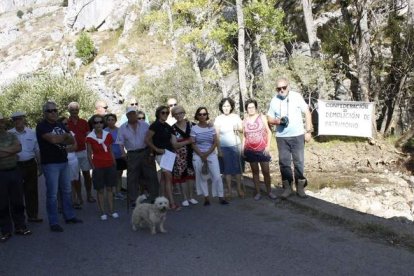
[170,105,198,207]
[214,97,244,199]
[242,99,276,200]
[145,106,179,210]
[58,117,82,209]
[191,107,229,206]
[105,114,127,200]
[86,115,119,220]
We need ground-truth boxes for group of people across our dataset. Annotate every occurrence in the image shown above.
[0,77,313,242]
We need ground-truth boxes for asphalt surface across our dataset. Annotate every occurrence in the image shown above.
[1,177,413,276]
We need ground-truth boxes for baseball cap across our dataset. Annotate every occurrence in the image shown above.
[126,106,137,114]
[11,111,26,118]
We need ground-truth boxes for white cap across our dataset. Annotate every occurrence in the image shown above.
[126,106,137,114]
[11,111,26,118]
[0,113,3,120]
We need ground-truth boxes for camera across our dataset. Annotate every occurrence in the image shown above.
[279,116,289,127]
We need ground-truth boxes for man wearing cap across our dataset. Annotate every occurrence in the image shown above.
[36,101,83,232]
[119,97,149,126]
[116,107,159,204]
[8,111,42,223]
[67,102,95,204]
[0,112,32,242]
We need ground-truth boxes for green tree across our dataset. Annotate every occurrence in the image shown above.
[75,32,97,64]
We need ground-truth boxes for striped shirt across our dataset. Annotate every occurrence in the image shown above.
[190,125,216,153]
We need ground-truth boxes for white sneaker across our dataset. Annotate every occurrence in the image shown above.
[254,193,261,201]
[182,200,189,207]
[100,214,108,221]
[111,212,119,219]
[189,198,198,205]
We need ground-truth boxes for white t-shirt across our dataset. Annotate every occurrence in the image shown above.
[214,114,242,147]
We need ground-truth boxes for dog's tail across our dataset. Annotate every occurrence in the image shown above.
[135,194,147,206]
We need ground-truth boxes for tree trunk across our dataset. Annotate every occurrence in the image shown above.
[236,0,248,105]
[189,46,204,94]
[356,1,371,101]
[254,34,270,78]
[165,0,177,64]
[301,0,320,58]
[408,0,414,26]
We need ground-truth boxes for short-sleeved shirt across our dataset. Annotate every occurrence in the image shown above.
[0,132,19,170]
[214,113,242,147]
[8,127,39,161]
[267,91,309,137]
[36,120,69,164]
[190,125,216,153]
[104,127,122,159]
[86,130,114,168]
[68,117,89,152]
[116,121,149,151]
[149,120,174,153]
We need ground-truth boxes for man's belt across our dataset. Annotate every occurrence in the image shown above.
[17,158,36,166]
[128,148,147,153]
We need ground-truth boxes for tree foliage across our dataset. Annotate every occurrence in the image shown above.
[75,32,97,64]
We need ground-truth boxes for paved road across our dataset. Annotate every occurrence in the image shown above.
[1,178,413,275]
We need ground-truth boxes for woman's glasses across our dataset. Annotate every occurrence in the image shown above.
[138,117,145,120]
[93,121,104,125]
[45,109,58,113]
[160,111,169,115]
[198,112,208,116]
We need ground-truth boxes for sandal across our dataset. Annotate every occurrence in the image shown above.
[170,204,181,211]
[15,228,32,235]
[0,233,12,242]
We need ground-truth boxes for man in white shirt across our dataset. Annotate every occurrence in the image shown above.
[8,111,43,223]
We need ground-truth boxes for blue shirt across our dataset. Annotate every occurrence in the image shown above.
[104,127,122,158]
[267,91,309,137]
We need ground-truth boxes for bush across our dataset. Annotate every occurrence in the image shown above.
[62,0,68,7]
[16,10,24,19]
[0,75,97,127]
[75,32,97,64]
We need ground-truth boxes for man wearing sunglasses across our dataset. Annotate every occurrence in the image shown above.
[36,101,83,232]
[119,97,149,125]
[267,78,313,199]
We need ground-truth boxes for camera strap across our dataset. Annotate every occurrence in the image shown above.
[279,96,289,117]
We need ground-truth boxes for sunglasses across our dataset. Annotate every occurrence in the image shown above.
[130,103,138,106]
[45,109,58,113]
[169,103,177,107]
[276,86,288,92]
[173,112,185,116]
[198,112,208,116]
[160,111,169,115]
[93,121,104,125]
[138,117,145,120]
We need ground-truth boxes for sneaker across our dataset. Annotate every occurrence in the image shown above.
[100,214,108,221]
[220,199,229,205]
[111,212,119,219]
[254,193,262,201]
[189,198,198,205]
[50,224,64,232]
[268,192,277,199]
[0,232,12,242]
[114,193,126,200]
[182,200,189,207]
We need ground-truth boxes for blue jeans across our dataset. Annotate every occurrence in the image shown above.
[42,162,75,225]
[276,135,306,184]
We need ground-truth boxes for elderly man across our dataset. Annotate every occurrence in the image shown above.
[267,77,313,199]
[36,101,83,232]
[67,102,95,204]
[116,107,159,205]
[166,98,178,126]
[119,97,149,125]
[95,100,109,116]
[1,113,31,242]
[8,111,42,223]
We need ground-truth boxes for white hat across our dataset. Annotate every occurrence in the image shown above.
[11,111,26,118]
[126,106,137,114]
[0,113,3,120]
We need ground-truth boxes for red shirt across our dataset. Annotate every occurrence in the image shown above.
[68,117,89,151]
[86,132,114,168]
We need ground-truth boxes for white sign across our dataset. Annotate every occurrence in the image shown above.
[318,100,374,137]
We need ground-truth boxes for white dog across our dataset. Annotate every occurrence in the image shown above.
[131,195,169,235]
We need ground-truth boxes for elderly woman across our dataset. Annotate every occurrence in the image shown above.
[145,106,179,210]
[86,115,119,220]
[214,97,244,199]
[242,99,276,200]
[191,107,229,206]
[170,105,198,207]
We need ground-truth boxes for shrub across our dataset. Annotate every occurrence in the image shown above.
[75,32,97,64]
[62,0,68,7]
[0,75,97,127]
[16,10,24,19]
[26,7,33,14]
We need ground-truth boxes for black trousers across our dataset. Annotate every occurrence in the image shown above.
[0,168,26,234]
[18,159,39,219]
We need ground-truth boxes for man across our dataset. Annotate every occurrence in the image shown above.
[267,77,313,199]
[8,111,42,223]
[166,98,178,126]
[119,97,149,125]
[116,107,159,205]
[67,102,95,204]
[95,100,109,116]
[0,113,31,242]
[36,101,82,232]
